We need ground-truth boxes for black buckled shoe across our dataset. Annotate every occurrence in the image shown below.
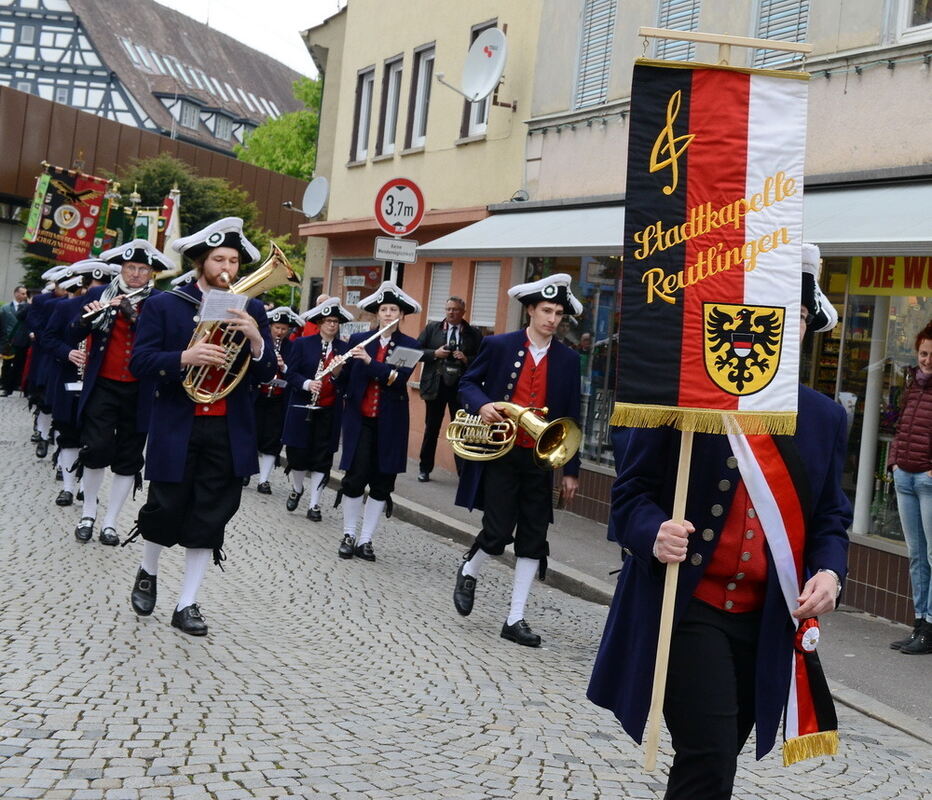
[30,430,42,443]
[131,568,157,616]
[500,619,542,648]
[76,489,84,501]
[285,489,303,511]
[171,604,208,636]
[338,534,356,559]
[417,471,430,482]
[35,438,49,459]
[55,466,63,481]
[900,621,932,655]
[306,504,322,522]
[354,541,376,561]
[99,526,119,546]
[454,561,477,617]
[74,516,95,542]
[890,618,923,650]
[55,490,74,507]
[257,481,272,495]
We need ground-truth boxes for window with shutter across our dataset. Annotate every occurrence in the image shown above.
[655,0,701,62]
[427,263,453,321]
[753,0,809,68]
[574,0,616,109]
[471,261,501,328]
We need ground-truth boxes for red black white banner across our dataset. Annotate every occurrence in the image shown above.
[613,61,808,435]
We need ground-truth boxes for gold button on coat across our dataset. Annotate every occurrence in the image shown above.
[710,504,723,517]
[690,553,702,566]
[702,529,714,541]
[718,479,731,492]
[726,456,738,469]
[741,552,751,562]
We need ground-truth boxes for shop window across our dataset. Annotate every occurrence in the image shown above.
[426,263,453,321]
[655,0,700,61]
[525,255,622,466]
[753,0,809,68]
[575,0,615,109]
[330,264,384,336]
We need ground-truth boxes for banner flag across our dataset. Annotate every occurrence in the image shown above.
[158,188,183,275]
[22,165,109,263]
[612,60,809,435]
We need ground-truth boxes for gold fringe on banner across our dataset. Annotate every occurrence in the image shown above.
[782,730,839,766]
[610,403,797,436]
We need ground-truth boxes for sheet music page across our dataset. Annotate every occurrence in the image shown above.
[199,290,248,322]
[386,346,423,368]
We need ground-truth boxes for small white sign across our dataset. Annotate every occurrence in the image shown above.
[344,276,366,287]
[374,236,418,264]
[345,290,361,306]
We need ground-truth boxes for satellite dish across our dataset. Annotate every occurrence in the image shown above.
[461,28,508,102]
[301,176,329,218]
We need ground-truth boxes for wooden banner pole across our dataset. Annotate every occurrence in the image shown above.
[644,428,694,772]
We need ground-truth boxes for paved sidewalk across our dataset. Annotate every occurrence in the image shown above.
[1,395,931,799]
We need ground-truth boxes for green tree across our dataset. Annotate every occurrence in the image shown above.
[234,76,321,179]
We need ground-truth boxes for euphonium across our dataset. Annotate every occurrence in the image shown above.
[183,242,300,403]
[446,401,582,470]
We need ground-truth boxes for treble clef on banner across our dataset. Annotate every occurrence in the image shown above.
[648,90,695,196]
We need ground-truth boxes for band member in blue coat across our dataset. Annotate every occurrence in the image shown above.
[42,264,117,506]
[282,298,353,521]
[27,267,68,452]
[336,281,421,562]
[588,251,851,799]
[126,218,275,636]
[453,274,582,647]
[67,240,170,546]
[252,306,299,495]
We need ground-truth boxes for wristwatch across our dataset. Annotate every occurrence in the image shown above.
[817,568,842,599]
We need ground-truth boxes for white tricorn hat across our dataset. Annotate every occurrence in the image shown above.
[356,281,421,315]
[66,259,120,282]
[170,269,197,287]
[100,239,174,271]
[171,217,261,265]
[267,306,301,326]
[303,298,355,324]
[507,273,583,316]
[801,243,838,333]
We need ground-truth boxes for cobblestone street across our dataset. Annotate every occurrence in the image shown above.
[1,396,931,799]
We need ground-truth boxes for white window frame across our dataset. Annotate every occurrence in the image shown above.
[353,68,375,161]
[54,85,69,104]
[215,114,233,141]
[381,58,403,155]
[471,261,501,328]
[20,24,35,44]
[655,0,700,61]
[574,0,616,109]
[179,100,199,129]
[426,263,453,321]
[411,46,434,147]
[467,94,490,137]
[752,0,809,68]
[897,0,932,42]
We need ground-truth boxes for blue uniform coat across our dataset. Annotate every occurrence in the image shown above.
[130,283,275,482]
[42,294,87,423]
[67,284,161,430]
[281,334,349,451]
[338,328,420,475]
[587,386,852,760]
[28,293,64,391]
[455,329,581,511]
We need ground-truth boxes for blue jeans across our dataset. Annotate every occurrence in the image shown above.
[893,468,932,622]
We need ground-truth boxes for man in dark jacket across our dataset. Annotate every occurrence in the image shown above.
[0,285,30,396]
[414,296,482,481]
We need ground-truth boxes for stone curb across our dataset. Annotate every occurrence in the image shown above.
[393,492,932,748]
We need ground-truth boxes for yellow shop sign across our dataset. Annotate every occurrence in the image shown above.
[850,256,932,296]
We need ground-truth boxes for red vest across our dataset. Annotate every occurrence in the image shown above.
[317,345,338,408]
[694,481,767,612]
[361,342,389,418]
[511,347,548,449]
[98,313,137,383]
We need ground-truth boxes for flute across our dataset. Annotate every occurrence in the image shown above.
[80,285,150,321]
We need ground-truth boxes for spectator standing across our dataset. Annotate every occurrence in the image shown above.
[0,285,30,396]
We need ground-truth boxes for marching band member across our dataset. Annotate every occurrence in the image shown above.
[282,298,353,521]
[453,274,582,647]
[253,306,299,495]
[125,218,275,636]
[27,266,69,453]
[336,281,421,561]
[42,263,117,507]
[67,240,171,546]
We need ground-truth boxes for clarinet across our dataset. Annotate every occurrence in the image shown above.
[307,342,330,410]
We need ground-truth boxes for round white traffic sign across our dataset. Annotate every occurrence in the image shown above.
[374,178,425,236]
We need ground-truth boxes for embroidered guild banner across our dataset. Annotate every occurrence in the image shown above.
[23,165,108,263]
[613,60,808,435]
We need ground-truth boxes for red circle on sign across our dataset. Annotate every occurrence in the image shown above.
[374,178,425,236]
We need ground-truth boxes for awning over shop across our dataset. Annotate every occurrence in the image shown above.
[804,183,932,256]
[417,182,932,260]
[416,206,624,258]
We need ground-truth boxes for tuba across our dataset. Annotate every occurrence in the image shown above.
[446,402,582,470]
[183,242,300,403]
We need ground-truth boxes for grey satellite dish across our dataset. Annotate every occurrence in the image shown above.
[301,176,329,218]
[462,28,508,102]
